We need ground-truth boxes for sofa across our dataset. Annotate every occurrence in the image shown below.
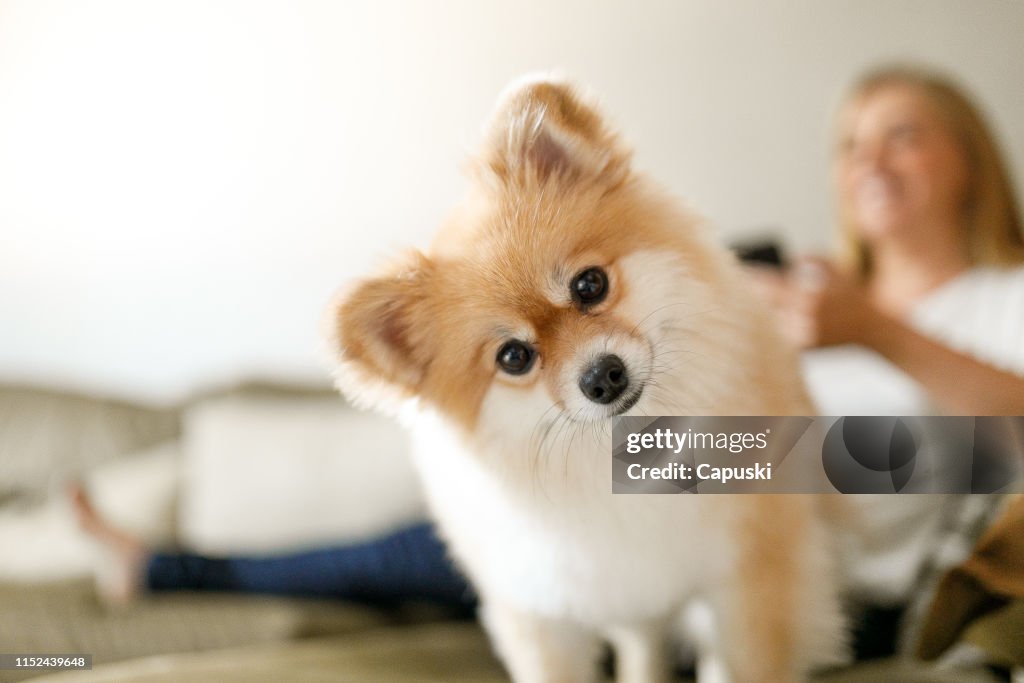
[0,383,1009,682]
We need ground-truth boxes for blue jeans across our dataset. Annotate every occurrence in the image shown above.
[147,521,475,609]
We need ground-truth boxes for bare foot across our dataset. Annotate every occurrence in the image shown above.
[68,483,148,605]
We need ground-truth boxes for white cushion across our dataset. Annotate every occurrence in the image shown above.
[177,393,425,555]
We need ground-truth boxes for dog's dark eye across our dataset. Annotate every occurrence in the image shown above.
[497,340,536,375]
[571,267,608,307]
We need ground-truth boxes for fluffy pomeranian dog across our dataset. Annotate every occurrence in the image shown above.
[331,77,846,682]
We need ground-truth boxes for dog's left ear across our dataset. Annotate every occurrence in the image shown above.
[480,76,632,189]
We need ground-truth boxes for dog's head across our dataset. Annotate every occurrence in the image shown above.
[331,77,732,444]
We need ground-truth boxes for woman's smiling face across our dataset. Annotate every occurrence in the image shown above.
[836,83,970,244]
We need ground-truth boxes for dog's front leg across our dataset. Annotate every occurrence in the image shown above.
[709,497,847,683]
[605,617,671,683]
[481,600,601,683]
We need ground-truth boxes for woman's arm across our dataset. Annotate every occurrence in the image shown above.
[858,313,1024,415]
[753,260,1024,415]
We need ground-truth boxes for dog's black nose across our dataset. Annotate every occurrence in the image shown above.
[579,355,629,405]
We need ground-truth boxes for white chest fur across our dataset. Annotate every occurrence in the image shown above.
[408,410,721,628]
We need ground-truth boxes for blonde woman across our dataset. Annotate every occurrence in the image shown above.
[785,65,1024,415]
[760,64,1024,657]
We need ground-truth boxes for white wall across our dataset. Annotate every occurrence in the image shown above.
[1,0,1022,403]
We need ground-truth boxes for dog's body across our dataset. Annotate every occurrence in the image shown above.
[332,77,847,682]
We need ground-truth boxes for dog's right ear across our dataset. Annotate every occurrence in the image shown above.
[480,75,632,189]
[330,252,437,412]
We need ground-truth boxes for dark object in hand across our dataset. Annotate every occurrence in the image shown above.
[732,238,787,269]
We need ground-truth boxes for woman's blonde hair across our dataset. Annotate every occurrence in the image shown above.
[836,64,1024,275]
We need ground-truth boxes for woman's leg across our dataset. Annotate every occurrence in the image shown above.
[69,484,148,604]
[71,483,473,609]
[147,523,475,607]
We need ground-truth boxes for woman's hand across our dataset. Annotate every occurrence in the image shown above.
[783,257,881,348]
[746,257,880,349]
